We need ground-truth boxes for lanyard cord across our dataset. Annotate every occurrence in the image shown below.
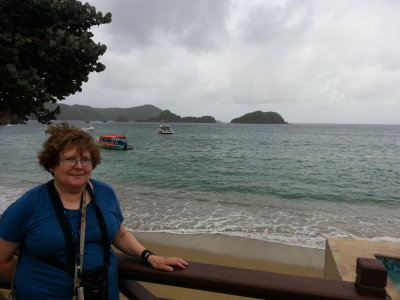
[46,180,110,278]
[74,191,87,289]
[46,180,75,273]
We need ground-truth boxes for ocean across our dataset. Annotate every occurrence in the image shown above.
[1,121,399,249]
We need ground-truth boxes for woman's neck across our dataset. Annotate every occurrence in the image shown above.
[53,181,87,210]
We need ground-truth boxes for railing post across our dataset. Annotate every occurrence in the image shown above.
[355,258,388,298]
[119,278,164,300]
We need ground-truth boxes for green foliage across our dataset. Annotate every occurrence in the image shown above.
[46,103,162,122]
[96,105,162,122]
[139,110,217,123]
[143,110,181,122]
[46,103,101,120]
[231,111,287,124]
[180,115,216,123]
[0,0,111,124]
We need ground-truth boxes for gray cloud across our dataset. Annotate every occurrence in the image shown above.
[65,0,400,124]
[96,0,231,52]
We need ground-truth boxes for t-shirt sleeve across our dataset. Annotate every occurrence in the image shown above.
[94,180,124,227]
[0,194,34,243]
[110,188,124,226]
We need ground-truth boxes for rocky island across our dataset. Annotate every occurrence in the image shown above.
[231,111,287,124]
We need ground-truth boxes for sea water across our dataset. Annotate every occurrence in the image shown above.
[0,121,399,249]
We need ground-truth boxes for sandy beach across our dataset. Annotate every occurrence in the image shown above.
[131,231,325,300]
[1,232,325,300]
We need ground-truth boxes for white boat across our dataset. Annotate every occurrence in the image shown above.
[158,121,173,134]
[82,124,94,131]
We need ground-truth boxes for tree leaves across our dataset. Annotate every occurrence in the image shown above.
[0,0,112,124]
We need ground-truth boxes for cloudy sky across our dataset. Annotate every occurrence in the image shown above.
[64,0,400,124]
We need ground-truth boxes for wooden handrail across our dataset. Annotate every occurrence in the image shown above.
[0,255,390,300]
[117,254,391,300]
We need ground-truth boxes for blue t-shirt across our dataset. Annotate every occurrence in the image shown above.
[0,179,124,300]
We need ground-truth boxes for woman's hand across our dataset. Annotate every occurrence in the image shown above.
[147,255,188,272]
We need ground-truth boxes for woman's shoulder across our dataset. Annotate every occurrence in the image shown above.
[0,183,49,227]
[17,183,48,205]
[90,178,114,193]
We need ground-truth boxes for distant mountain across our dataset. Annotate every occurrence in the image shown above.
[44,103,217,123]
[138,109,217,123]
[45,103,162,121]
[231,111,287,124]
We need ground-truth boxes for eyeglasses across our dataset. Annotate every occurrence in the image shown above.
[60,158,92,167]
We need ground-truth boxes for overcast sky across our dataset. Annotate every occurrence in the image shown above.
[64,0,400,124]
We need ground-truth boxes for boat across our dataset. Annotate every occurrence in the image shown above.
[82,124,94,131]
[97,134,133,150]
[158,121,174,134]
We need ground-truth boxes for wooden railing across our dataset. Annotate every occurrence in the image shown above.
[117,254,391,300]
[0,254,391,300]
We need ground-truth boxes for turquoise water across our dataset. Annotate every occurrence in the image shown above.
[376,256,400,290]
[1,121,400,248]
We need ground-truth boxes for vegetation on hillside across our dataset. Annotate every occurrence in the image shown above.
[231,111,287,124]
[139,110,217,123]
[45,103,162,122]
[0,0,111,124]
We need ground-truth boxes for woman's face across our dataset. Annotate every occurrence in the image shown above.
[50,146,92,192]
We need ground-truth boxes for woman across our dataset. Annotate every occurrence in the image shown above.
[0,122,188,300]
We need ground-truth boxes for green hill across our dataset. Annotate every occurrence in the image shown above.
[45,103,162,121]
[44,103,217,123]
[231,111,287,124]
[138,110,217,123]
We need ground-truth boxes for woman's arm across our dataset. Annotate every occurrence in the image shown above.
[112,225,188,272]
[0,238,20,276]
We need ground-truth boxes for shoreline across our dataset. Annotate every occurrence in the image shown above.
[133,231,325,270]
[131,231,325,300]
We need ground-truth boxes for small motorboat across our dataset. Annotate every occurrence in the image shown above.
[82,124,94,131]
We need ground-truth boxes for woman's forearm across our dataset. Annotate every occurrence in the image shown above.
[112,226,189,271]
[112,226,146,258]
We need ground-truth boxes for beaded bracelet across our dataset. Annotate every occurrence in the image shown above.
[141,249,155,264]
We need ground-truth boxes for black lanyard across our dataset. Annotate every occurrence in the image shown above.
[45,180,110,276]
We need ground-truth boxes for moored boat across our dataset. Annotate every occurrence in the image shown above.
[158,121,173,134]
[82,124,94,131]
[97,134,133,150]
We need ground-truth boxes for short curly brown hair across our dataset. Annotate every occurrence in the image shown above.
[38,122,101,173]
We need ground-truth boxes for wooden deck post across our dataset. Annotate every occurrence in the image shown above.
[355,258,388,298]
